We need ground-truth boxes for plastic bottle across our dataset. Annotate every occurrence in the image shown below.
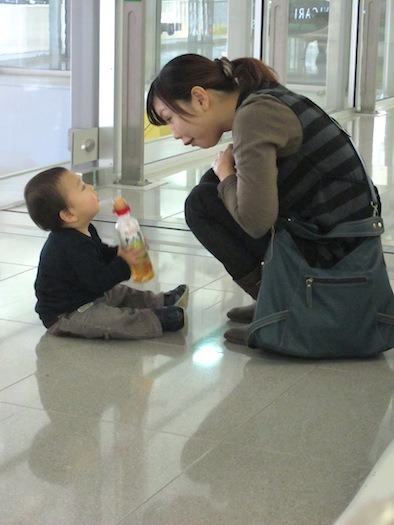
[113,197,154,282]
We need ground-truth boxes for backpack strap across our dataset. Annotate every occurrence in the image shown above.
[277,216,384,240]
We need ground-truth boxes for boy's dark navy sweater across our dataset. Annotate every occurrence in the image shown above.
[35,224,130,326]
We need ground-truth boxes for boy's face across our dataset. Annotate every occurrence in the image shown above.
[60,171,100,226]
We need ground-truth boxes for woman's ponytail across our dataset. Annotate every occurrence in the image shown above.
[232,58,278,93]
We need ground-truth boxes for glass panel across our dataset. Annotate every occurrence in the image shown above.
[0,0,70,176]
[263,1,355,112]
[146,0,227,144]
[144,0,230,144]
[376,0,394,100]
[287,0,329,87]
[159,0,228,67]
[144,0,257,156]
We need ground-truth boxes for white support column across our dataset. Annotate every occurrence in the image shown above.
[116,0,147,185]
[358,0,381,113]
[49,0,62,70]
[70,0,100,170]
[383,0,394,97]
[252,0,263,59]
[144,0,160,83]
[325,0,353,112]
[227,0,254,58]
[268,0,288,83]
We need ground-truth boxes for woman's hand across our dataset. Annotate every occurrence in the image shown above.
[117,244,146,267]
[212,144,236,182]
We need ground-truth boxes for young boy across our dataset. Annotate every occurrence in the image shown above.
[24,167,188,339]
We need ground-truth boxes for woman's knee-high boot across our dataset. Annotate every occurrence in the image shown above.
[227,266,262,323]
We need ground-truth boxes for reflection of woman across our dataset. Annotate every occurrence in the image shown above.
[176,358,394,525]
[147,54,378,342]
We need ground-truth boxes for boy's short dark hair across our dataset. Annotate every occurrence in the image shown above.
[24,167,69,231]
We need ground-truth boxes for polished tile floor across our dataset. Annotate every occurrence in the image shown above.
[1,100,394,525]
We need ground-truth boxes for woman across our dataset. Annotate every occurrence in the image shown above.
[146,54,377,343]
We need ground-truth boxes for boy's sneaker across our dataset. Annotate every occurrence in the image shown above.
[153,305,185,332]
[163,284,189,309]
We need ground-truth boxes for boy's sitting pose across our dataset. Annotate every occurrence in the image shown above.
[24,167,188,339]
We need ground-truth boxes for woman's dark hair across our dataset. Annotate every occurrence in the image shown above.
[146,54,278,126]
[24,167,68,231]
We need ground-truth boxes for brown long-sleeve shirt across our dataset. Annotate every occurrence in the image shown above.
[218,93,303,239]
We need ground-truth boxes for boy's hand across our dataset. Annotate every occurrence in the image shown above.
[117,245,145,266]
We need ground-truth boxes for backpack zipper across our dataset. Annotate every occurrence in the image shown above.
[306,276,367,308]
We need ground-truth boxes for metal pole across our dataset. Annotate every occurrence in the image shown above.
[113,0,123,182]
[119,0,149,185]
[268,0,289,82]
[359,0,381,113]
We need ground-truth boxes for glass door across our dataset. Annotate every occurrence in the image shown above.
[263,0,356,112]
[376,0,394,100]
[0,0,70,177]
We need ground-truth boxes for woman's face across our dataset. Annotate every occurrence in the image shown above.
[153,93,225,149]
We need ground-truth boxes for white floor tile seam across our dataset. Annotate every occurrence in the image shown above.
[0,226,47,238]
[0,317,41,327]
[0,379,39,396]
[0,400,43,414]
[0,265,38,275]
[175,402,393,476]
[115,438,233,524]
[0,311,42,325]
[0,201,25,212]
[148,246,214,259]
[315,355,390,371]
[186,277,238,294]
[0,260,36,268]
[0,222,45,234]
[0,267,37,282]
[315,361,382,373]
[188,429,368,466]
[128,336,193,354]
[2,379,314,445]
[212,364,320,429]
[114,430,372,525]
[199,274,237,288]
[0,405,25,424]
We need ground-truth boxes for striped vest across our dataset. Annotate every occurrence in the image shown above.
[255,85,376,267]
[256,84,373,229]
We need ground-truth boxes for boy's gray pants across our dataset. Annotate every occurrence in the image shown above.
[47,284,164,340]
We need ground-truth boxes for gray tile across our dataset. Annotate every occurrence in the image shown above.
[0,268,41,324]
[140,351,315,441]
[0,401,26,423]
[0,321,46,391]
[0,332,315,445]
[0,262,35,281]
[120,441,365,525]
[220,365,394,466]
[0,334,189,414]
[0,232,45,265]
[0,406,215,525]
